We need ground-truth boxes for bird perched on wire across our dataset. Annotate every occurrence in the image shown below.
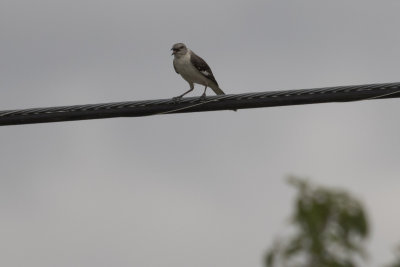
[171,43,225,101]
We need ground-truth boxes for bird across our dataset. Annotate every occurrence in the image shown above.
[171,43,225,101]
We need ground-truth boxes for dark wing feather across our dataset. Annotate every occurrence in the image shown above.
[190,51,219,86]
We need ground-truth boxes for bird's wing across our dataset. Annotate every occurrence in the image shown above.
[190,51,219,86]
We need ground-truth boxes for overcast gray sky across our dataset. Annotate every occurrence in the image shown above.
[1,0,400,266]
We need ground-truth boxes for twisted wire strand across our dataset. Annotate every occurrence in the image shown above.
[1,82,400,126]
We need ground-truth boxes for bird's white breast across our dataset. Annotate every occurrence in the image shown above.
[173,52,209,86]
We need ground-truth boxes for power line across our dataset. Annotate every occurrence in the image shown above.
[1,82,400,126]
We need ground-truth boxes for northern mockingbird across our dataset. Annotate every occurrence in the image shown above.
[171,43,225,101]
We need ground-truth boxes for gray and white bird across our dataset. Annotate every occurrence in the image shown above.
[171,43,225,101]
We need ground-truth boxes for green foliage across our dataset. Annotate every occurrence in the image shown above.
[265,177,369,267]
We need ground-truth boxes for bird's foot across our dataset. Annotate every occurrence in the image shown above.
[172,96,183,103]
[199,94,207,102]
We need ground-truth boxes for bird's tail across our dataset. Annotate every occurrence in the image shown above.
[211,86,225,95]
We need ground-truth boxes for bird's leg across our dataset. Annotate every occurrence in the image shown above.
[172,87,194,103]
[199,86,208,101]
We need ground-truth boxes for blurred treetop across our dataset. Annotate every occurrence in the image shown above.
[265,177,369,267]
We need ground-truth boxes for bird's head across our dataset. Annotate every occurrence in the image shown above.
[171,43,188,56]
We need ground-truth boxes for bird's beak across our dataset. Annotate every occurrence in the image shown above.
[171,48,176,55]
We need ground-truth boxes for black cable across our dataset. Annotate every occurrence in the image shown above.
[1,82,400,126]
